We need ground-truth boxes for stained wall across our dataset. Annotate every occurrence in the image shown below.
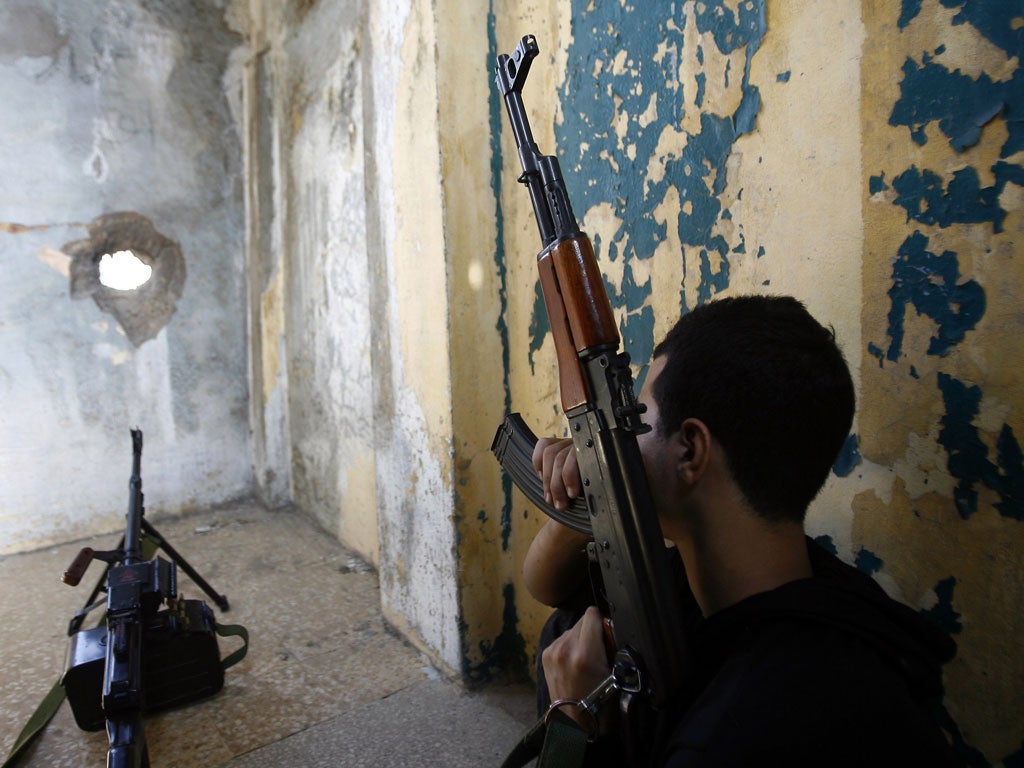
[4,1,1018,761]
[486,1,1022,763]
[0,1,252,553]
[242,0,466,670]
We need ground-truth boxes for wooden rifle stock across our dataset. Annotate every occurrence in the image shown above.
[538,234,619,411]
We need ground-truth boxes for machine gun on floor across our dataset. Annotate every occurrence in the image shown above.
[59,429,241,768]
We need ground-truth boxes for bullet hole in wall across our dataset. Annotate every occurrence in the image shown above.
[99,250,152,290]
[65,212,186,347]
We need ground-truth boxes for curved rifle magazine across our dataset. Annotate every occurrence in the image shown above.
[491,413,592,535]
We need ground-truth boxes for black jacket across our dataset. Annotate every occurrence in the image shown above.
[659,539,960,766]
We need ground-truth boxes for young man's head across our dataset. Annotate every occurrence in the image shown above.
[648,295,855,524]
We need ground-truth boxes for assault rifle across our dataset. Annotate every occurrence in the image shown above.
[60,430,229,768]
[492,35,687,764]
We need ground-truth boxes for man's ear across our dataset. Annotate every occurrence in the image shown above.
[674,418,712,485]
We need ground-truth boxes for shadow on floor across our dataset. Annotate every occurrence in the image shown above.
[0,501,534,767]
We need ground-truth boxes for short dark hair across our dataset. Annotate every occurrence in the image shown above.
[651,295,855,523]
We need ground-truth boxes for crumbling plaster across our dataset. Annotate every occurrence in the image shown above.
[489,2,1023,764]
[3,2,1020,761]
[243,0,464,671]
[0,0,252,554]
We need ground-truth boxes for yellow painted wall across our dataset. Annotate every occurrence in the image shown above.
[239,1,1021,758]
[856,2,1024,759]
[481,1,1022,763]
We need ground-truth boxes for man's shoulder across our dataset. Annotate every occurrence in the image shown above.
[659,584,959,766]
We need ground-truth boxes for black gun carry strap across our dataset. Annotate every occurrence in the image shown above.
[502,709,589,768]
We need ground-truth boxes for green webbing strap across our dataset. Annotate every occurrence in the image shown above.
[501,709,589,768]
[2,535,249,768]
[501,714,547,767]
[2,623,250,768]
[215,622,249,669]
[538,710,589,768]
[1,678,64,768]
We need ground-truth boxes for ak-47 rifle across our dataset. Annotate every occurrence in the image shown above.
[492,35,687,763]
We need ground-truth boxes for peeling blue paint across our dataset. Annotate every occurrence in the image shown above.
[939,0,1024,61]
[898,0,924,29]
[937,372,1024,520]
[995,424,1024,520]
[884,231,985,362]
[696,245,731,305]
[813,534,838,556]
[921,575,963,634]
[527,279,549,376]
[776,70,790,83]
[939,373,991,518]
[867,342,885,367]
[854,546,884,575]
[869,9,1022,763]
[891,165,1008,233]
[464,582,528,683]
[834,434,862,478]
[488,4,513,551]
[695,71,707,108]
[620,305,655,377]
[890,51,1024,157]
[538,1,766,362]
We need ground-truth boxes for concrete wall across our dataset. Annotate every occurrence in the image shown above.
[4,1,1019,762]
[240,0,1023,758]
[0,0,252,553]
[243,0,465,670]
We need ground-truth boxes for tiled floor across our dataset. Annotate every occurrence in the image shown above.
[0,502,534,767]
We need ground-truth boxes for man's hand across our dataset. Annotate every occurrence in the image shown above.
[523,436,591,607]
[541,606,612,726]
[533,436,580,511]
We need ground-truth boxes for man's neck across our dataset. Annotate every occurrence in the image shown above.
[673,511,812,617]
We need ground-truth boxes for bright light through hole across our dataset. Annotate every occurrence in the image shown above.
[98,250,152,291]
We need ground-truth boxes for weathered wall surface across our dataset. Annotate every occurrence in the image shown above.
[363,0,463,670]
[242,0,464,670]
[441,0,526,681]
[856,3,1024,761]
[247,0,380,562]
[487,1,1022,763]
[7,2,1017,758]
[0,1,252,553]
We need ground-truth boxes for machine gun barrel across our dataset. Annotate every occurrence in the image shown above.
[101,428,170,768]
[124,429,144,566]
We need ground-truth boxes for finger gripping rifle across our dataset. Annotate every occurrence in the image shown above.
[493,35,687,755]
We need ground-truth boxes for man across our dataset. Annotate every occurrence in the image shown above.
[526,295,960,766]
